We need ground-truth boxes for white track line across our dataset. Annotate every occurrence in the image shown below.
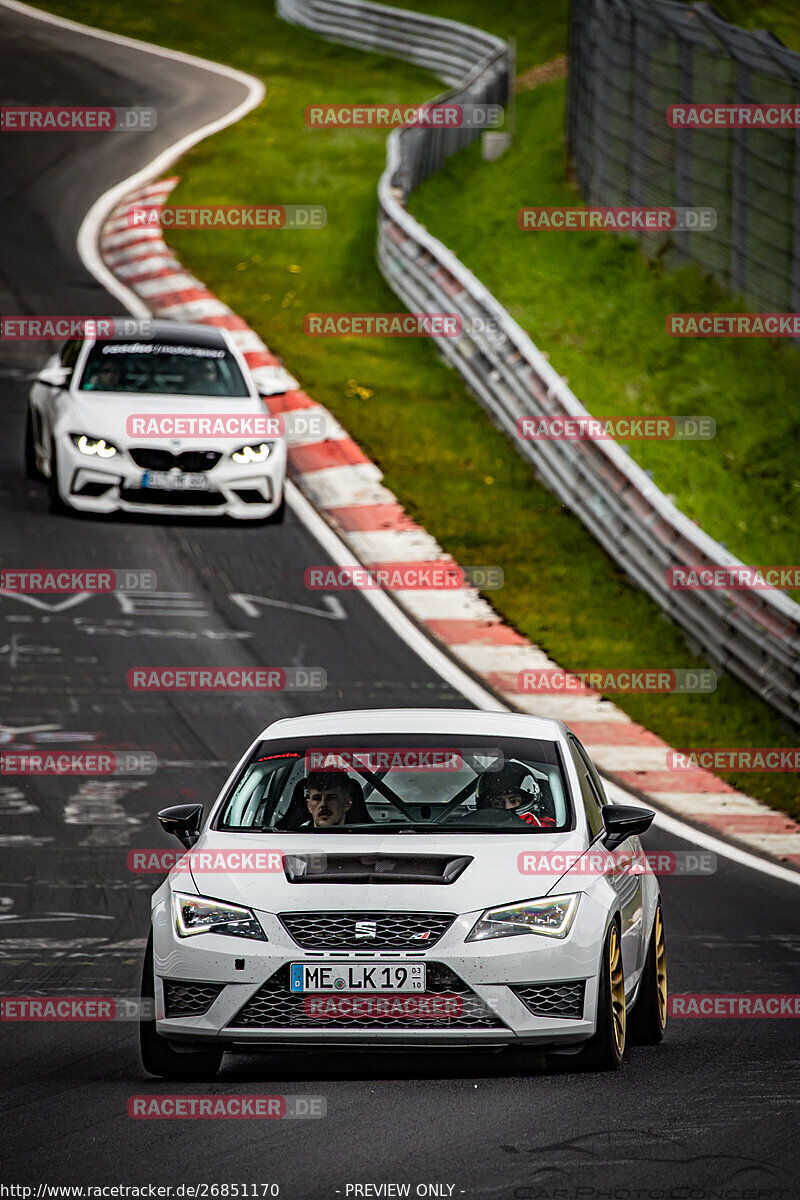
[8,0,796,888]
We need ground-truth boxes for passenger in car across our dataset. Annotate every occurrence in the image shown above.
[476,762,558,827]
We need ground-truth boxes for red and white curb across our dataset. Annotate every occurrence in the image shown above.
[99,179,800,872]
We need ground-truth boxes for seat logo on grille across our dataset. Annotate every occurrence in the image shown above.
[354,920,377,940]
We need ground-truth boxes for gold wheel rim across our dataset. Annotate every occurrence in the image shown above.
[609,925,626,1056]
[654,906,667,1028]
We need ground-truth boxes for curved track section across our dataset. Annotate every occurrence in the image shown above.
[0,4,798,1193]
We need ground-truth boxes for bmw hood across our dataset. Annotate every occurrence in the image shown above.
[176,829,591,915]
[58,390,273,449]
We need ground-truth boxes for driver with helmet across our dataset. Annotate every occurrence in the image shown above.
[476,761,557,827]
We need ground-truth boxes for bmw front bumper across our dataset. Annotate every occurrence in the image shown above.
[55,435,287,520]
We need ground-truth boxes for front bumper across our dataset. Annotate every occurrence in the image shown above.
[150,898,608,1050]
[55,436,286,520]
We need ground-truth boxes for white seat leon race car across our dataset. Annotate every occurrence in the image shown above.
[141,709,667,1078]
[25,321,291,520]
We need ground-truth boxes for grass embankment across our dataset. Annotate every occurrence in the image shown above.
[35,0,800,819]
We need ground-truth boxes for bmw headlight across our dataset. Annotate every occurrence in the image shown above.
[173,892,267,941]
[70,433,118,459]
[466,894,579,942]
[231,442,272,464]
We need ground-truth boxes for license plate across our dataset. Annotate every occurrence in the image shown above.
[290,962,426,993]
[141,471,210,491]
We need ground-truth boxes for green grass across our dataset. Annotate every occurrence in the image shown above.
[34,0,800,821]
[705,0,800,49]
[409,80,800,587]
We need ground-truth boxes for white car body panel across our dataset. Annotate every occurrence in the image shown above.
[28,322,287,519]
[146,709,660,1050]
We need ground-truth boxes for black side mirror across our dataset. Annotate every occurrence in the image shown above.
[158,803,203,848]
[601,804,655,851]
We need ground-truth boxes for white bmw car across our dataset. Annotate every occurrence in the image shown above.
[26,321,291,520]
[141,709,667,1079]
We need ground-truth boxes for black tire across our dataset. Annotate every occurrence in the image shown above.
[139,934,222,1081]
[576,922,626,1071]
[47,441,67,514]
[24,408,41,479]
[629,904,667,1045]
[265,492,286,524]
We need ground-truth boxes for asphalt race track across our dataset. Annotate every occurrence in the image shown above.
[0,5,799,1196]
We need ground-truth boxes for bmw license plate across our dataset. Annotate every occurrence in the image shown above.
[141,471,210,491]
[290,963,426,993]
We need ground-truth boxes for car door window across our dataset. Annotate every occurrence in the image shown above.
[573,738,610,806]
[60,340,82,372]
[568,738,605,839]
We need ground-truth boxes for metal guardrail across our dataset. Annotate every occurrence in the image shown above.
[276,0,800,728]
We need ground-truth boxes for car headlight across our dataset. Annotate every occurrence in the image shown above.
[466,894,579,942]
[173,891,267,941]
[231,442,272,464]
[70,433,118,458]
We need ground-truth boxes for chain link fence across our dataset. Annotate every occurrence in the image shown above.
[567,0,800,312]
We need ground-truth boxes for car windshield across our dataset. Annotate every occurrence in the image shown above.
[78,341,249,396]
[216,734,572,833]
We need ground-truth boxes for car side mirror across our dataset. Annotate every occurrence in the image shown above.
[601,804,654,851]
[158,803,204,848]
[37,365,71,388]
[251,364,299,397]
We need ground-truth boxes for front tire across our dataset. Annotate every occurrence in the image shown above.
[25,409,41,479]
[629,904,667,1045]
[139,934,222,1081]
[47,441,67,514]
[265,492,286,524]
[577,922,626,1071]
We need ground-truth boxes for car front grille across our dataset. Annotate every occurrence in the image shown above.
[129,448,221,472]
[163,980,224,1018]
[229,963,503,1029]
[120,486,225,507]
[512,981,585,1019]
[278,911,456,950]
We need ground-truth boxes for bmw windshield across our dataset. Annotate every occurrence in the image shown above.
[78,341,249,396]
[216,734,573,833]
